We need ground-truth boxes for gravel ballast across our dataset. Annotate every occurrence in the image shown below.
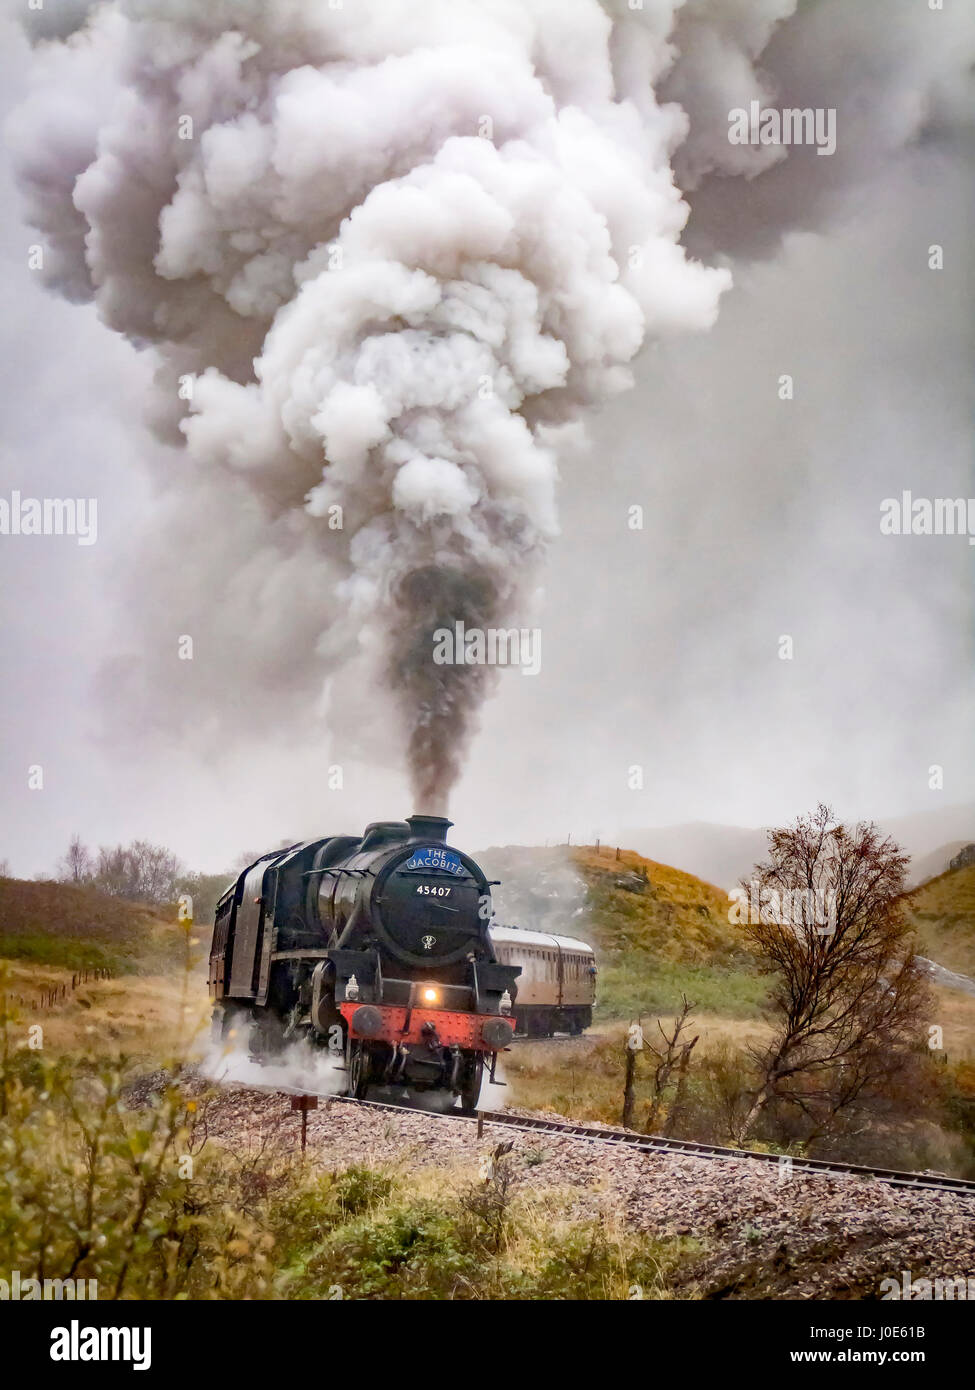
[192,1081,975,1300]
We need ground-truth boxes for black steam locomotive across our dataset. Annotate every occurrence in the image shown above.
[208,816,520,1108]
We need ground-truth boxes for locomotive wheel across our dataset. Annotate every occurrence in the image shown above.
[458,1055,484,1111]
[249,1010,286,1060]
[346,1038,372,1099]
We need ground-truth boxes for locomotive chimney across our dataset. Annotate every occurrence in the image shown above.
[406,814,453,843]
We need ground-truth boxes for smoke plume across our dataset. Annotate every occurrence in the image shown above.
[3,0,748,810]
[26,0,967,814]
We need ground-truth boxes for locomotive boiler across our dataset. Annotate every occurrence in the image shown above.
[208,816,520,1108]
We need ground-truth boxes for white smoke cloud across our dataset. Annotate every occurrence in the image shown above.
[668,0,975,258]
[5,0,737,810]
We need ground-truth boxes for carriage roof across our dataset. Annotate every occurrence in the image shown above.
[488,925,595,955]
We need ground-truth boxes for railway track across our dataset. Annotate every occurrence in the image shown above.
[508,1031,605,1045]
[328,1093,975,1200]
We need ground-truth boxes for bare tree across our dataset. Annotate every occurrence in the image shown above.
[735,804,929,1142]
[620,1002,699,1133]
[128,840,183,903]
[56,835,94,884]
[643,995,699,1136]
[94,845,137,898]
[94,840,183,904]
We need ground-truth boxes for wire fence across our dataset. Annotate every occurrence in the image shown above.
[6,965,114,1012]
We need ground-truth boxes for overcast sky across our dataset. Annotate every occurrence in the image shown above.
[1,3,972,878]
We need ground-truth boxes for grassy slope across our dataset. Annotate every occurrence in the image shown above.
[0,877,208,1059]
[907,863,975,978]
[0,876,187,974]
[568,846,767,1019]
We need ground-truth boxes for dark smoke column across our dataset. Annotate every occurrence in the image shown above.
[391,566,503,812]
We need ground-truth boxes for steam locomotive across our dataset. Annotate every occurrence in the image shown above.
[208,816,520,1108]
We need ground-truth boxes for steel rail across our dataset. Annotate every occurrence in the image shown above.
[327,1094,975,1199]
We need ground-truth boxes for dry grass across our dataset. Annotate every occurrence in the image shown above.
[594,1015,773,1054]
[1,958,210,1060]
[504,1010,773,1127]
[931,984,975,1062]
[908,863,975,978]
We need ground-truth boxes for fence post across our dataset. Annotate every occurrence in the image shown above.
[622,1046,637,1129]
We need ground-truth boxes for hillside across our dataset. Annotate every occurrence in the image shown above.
[0,875,186,974]
[570,845,740,962]
[907,863,975,980]
[616,822,768,891]
[477,843,766,1019]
